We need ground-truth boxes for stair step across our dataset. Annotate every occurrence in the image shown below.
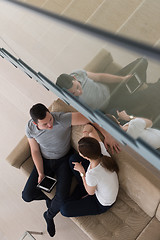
[87,0,143,32]
[62,0,104,23]
[119,0,160,46]
[24,0,73,14]
[43,0,73,14]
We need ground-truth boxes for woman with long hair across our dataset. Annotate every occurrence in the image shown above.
[60,124,119,217]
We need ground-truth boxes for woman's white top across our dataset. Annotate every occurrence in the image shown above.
[85,142,119,206]
[126,118,160,149]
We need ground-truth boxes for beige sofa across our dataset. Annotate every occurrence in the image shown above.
[6,49,160,240]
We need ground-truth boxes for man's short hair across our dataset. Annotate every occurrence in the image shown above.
[30,103,49,123]
[56,74,75,89]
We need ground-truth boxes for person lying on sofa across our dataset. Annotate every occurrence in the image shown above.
[22,103,120,238]
[56,71,130,112]
[56,58,160,126]
[56,57,147,113]
[106,110,160,150]
[60,124,119,217]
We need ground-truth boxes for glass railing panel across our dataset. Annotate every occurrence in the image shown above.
[1,0,160,172]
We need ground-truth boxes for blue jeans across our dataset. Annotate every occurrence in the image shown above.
[108,57,149,113]
[107,57,160,126]
[22,150,73,218]
[60,153,112,217]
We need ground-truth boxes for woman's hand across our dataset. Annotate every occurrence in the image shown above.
[117,110,130,121]
[72,162,85,174]
[104,135,121,154]
[92,123,121,154]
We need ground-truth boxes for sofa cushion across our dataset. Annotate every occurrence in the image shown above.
[6,136,30,168]
[113,150,160,218]
[71,188,151,240]
[20,156,34,176]
[103,61,122,74]
[136,217,160,240]
[156,202,160,221]
[84,49,113,73]
[50,98,77,113]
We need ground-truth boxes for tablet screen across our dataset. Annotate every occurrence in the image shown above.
[40,177,56,189]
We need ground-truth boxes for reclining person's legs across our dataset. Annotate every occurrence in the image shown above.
[43,152,73,237]
[60,194,112,217]
[116,57,148,82]
[107,58,149,115]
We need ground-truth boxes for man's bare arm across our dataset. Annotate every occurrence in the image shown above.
[87,71,130,84]
[28,138,45,183]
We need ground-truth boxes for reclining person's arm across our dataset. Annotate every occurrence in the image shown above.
[72,113,120,153]
[87,71,130,84]
[82,124,101,142]
[28,138,45,183]
[93,122,121,154]
[117,110,153,128]
[71,112,90,126]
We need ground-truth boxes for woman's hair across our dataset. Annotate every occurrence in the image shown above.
[78,137,119,173]
[100,155,119,173]
[30,103,49,123]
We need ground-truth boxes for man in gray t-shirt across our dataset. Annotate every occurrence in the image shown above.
[26,112,72,159]
[70,70,110,111]
[56,69,130,112]
[22,103,90,237]
[56,58,149,115]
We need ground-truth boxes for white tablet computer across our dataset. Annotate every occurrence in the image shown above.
[125,73,142,94]
[37,175,57,193]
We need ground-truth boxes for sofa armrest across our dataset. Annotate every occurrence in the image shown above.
[84,48,113,72]
[136,217,160,240]
[6,136,30,168]
[156,202,160,221]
